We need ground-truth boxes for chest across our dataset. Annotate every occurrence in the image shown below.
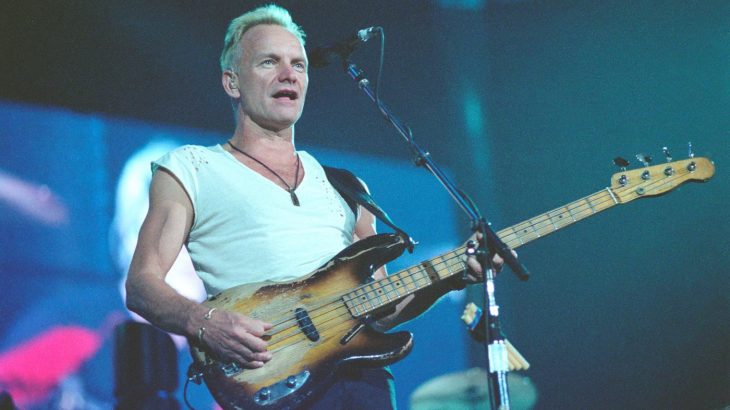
[236,154,303,191]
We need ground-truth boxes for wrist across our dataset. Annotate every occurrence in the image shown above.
[193,307,217,346]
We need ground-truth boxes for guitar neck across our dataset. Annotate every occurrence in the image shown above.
[343,188,619,318]
[498,187,619,249]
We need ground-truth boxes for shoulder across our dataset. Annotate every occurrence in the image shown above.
[152,144,224,174]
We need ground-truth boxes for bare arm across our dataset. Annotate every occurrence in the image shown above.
[125,169,272,368]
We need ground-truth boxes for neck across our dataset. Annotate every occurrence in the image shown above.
[230,120,297,159]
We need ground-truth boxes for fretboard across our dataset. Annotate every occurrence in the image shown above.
[342,187,619,318]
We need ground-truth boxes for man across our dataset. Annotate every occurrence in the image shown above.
[126,4,502,408]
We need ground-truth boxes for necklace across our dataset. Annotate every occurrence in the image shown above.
[227,141,301,206]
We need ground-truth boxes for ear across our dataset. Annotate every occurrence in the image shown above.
[222,70,240,99]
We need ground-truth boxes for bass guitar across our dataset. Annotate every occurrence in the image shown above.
[190,157,714,409]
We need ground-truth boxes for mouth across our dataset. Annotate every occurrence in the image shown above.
[272,89,299,100]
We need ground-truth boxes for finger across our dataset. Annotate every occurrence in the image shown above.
[492,253,504,265]
[240,332,270,353]
[243,360,265,369]
[238,346,272,363]
[491,253,504,272]
[251,351,273,362]
[230,342,272,366]
[466,256,481,272]
[241,318,272,337]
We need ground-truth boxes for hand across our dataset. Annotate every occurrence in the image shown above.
[197,309,273,369]
[463,232,518,283]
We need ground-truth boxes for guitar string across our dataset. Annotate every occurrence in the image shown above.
[264,262,442,347]
[253,169,695,353]
[269,170,699,357]
[259,169,693,351]
[263,256,463,350]
[261,170,690,350]
[263,175,692,357]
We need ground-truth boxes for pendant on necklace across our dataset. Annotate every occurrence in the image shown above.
[290,190,300,206]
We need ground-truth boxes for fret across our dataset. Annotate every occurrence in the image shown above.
[348,288,364,315]
[385,276,401,300]
[403,268,419,292]
[359,286,376,312]
[598,191,616,211]
[584,196,597,214]
[567,202,584,221]
[391,272,406,296]
[496,227,521,249]
[380,281,392,303]
[444,255,457,279]
[512,221,538,244]
[605,187,618,204]
[539,214,555,235]
[509,227,525,247]
[367,283,383,308]
[342,294,360,317]
[430,255,446,281]
[547,211,558,231]
[529,221,541,238]
[413,267,430,290]
[547,209,570,229]
[565,205,577,222]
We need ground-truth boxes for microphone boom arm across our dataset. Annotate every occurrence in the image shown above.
[344,62,529,281]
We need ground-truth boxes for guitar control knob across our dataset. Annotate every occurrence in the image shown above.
[286,376,297,388]
[258,388,271,401]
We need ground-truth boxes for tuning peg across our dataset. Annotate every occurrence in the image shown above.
[662,147,672,162]
[613,157,630,186]
[688,141,695,158]
[635,154,652,167]
[613,156,629,170]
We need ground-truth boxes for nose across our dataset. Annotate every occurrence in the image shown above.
[277,64,298,83]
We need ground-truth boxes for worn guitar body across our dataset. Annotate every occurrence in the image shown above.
[190,233,414,409]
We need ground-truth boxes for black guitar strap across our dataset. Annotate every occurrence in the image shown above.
[323,165,414,253]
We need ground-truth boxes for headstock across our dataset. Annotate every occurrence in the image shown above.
[609,153,715,204]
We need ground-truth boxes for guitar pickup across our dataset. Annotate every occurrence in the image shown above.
[295,308,320,342]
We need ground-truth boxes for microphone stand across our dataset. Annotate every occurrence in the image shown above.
[341,61,530,410]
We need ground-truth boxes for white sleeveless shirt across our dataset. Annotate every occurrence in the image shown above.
[152,144,356,295]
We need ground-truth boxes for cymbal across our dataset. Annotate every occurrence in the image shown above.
[410,367,538,410]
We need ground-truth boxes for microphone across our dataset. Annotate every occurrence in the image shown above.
[308,26,380,68]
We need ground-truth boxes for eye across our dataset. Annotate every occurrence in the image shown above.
[261,59,276,67]
[293,62,306,72]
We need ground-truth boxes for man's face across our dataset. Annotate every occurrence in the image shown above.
[234,24,308,132]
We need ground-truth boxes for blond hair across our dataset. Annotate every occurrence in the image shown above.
[220,4,306,72]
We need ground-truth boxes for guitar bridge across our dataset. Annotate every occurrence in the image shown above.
[220,361,243,377]
[253,370,310,406]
